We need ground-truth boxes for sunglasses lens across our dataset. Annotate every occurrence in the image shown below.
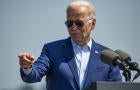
[75,20,84,27]
[65,21,73,28]
[65,20,84,28]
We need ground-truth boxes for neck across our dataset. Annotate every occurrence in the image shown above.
[76,37,90,47]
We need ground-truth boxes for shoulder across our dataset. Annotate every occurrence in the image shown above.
[92,39,111,51]
[46,39,66,46]
[43,37,71,49]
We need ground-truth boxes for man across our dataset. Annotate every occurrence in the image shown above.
[18,1,122,90]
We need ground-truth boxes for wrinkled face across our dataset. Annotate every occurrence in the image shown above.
[66,6,95,45]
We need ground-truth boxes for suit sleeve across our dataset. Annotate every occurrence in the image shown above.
[107,66,122,81]
[20,44,52,83]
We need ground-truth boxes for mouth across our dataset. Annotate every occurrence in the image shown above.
[71,33,80,36]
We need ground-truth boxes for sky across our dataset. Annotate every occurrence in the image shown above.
[0,0,140,89]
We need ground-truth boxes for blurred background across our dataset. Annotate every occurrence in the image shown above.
[0,0,140,90]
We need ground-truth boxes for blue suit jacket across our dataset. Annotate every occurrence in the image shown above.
[20,37,122,90]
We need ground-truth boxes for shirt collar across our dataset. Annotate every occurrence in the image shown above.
[71,38,92,51]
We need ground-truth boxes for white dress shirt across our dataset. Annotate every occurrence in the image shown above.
[71,39,92,89]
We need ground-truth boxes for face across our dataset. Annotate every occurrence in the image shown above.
[66,6,96,46]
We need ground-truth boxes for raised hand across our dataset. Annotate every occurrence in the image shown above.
[18,53,35,69]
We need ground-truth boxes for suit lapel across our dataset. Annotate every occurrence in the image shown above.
[82,39,101,89]
[62,38,80,87]
[68,57,80,87]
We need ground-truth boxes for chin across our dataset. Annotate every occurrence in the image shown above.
[72,37,82,42]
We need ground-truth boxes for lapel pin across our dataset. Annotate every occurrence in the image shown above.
[95,50,99,54]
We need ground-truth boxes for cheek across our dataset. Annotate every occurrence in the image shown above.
[67,29,70,33]
[81,27,88,33]
[81,27,91,35]
[67,29,73,34]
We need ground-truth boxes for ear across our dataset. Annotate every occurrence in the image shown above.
[91,18,96,30]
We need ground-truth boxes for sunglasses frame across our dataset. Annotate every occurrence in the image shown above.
[65,18,92,28]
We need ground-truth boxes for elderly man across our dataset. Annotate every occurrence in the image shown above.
[18,1,122,90]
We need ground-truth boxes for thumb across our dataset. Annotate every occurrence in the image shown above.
[26,53,35,61]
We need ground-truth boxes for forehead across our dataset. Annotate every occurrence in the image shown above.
[67,6,89,19]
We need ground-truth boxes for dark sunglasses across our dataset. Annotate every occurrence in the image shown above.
[65,20,84,28]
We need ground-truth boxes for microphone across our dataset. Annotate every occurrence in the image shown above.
[101,50,131,82]
[115,50,140,81]
[100,50,129,70]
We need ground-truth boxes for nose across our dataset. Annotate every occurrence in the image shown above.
[71,23,78,30]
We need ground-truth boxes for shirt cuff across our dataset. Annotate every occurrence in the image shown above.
[22,68,32,75]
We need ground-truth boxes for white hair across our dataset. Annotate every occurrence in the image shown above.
[67,0,96,19]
